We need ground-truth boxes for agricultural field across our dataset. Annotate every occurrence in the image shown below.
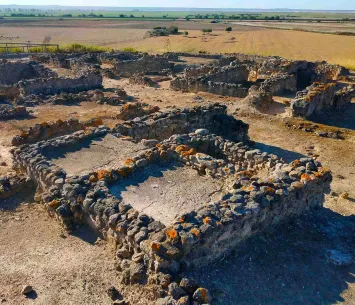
[234,20,355,34]
[1,18,355,69]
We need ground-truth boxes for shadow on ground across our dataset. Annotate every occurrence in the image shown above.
[186,208,355,305]
[109,162,183,200]
[310,102,355,131]
[0,185,36,211]
[43,136,103,160]
[253,142,306,163]
[71,223,103,245]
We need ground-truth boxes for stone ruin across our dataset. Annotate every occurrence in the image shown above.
[9,103,332,304]
[291,82,355,118]
[0,60,56,85]
[170,53,354,117]
[1,50,353,304]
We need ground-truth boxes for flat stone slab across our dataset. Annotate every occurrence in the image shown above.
[48,134,148,176]
[109,163,225,225]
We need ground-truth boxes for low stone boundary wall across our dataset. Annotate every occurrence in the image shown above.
[116,102,160,120]
[12,118,103,146]
[18,72,102,96]
[0,61,57,85]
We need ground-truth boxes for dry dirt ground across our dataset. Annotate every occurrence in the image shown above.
[0,71,355,304]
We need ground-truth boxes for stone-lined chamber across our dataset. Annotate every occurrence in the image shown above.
[10,104,332,304]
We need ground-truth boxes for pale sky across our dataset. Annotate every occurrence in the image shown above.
[1,0,354,10]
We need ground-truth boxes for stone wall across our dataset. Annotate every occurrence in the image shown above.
[10,102,332,304]
[111,104,249,143]
[333,85,355,109]
[0,61,57,85]
[259,73,297,95]
[18,71,102,96]
[116,102,160,120]
[115,55,173,77]
[171,65,249,96]
[12,117,103,146]
[290,82,350,118]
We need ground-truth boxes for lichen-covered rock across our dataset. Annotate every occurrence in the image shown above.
[192,288,211,304]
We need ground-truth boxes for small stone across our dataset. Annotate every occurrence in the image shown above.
[195,129,209,136]
[177,295,190,305]
[21,285,33,295]
[0,161,6,166]
[180,277,198,294]
[129,263,146,283]
[193,288,211,304]
[168,282,186,300]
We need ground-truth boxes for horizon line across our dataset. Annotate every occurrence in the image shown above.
[1,4,355,12]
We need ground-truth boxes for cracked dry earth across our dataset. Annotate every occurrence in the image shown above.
[0,76,355,304]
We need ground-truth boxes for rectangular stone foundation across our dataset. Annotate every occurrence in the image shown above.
[11,104,331,287]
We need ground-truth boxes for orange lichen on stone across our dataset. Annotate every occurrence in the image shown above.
[40,121,49,127]
[300,173,312,182]
[181,148,196,157]
[124,158,135,167]
[175,145,190,153]
[238,170,253,178]
[84,128,93,135]
[167,229,178,240]
[265,186,275,194]
[116,169,128,177]
[197,288,210,303]
[177,216,186,223]
[203,217,212,224]
[293,181,304,188]
[89,175,97,183]
[48,199,60,209]
[291,160,301,168]
[150,242,161,252]
[97,169,112,181]
[191,228,200,237]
